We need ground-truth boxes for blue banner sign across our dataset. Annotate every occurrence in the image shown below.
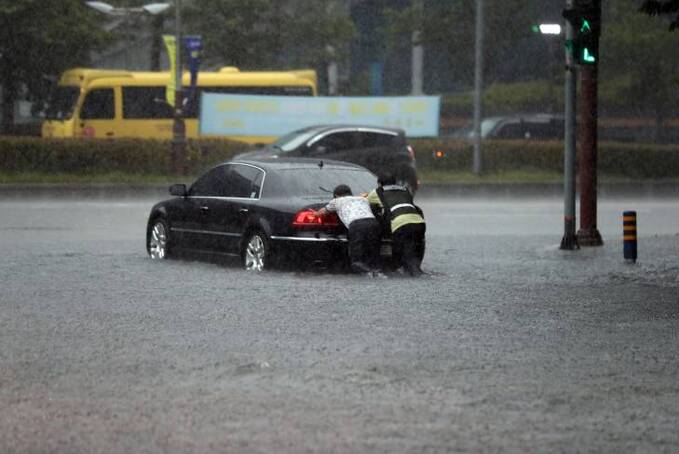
[183,35,202,80]
[199,94,440,137]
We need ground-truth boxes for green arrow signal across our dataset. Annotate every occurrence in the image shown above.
[580,19,591,33]
[582,47,596,63]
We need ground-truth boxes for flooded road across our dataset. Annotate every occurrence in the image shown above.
[1,188,678,452]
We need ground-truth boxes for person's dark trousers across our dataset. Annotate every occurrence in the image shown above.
[392,222,426,276]
[347,218,381,273]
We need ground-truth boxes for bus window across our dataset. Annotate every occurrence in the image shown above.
[80,89,114,119]
[183,85,314,118]
[45,86,79,120]
[122,86,174,119]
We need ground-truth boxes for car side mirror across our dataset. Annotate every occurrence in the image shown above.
[169,183,187,197]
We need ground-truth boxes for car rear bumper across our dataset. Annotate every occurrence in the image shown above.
[270,235,348,269]
[270,234,394,270]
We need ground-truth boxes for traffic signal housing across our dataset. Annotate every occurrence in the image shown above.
[563,0,601,65]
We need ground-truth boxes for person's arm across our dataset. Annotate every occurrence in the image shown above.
[367,189,382,207]
[315,198,336,216]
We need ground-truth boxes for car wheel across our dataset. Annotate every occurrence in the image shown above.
[242,230,272,271]
[147,218,171,259]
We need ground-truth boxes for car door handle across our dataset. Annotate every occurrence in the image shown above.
[105,132,114,137]
[239,208,249,214]
[200,205,209,212]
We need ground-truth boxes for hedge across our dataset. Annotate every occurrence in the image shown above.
[0,137,252,175]
[410,138,679,178]
[1,136,678,179]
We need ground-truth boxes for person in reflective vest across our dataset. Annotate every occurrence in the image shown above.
[367,172,425,276]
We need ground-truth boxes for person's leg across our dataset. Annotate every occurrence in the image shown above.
[364,219,382,271]
[411,223,426,274]
[348,220,371,274]
[395,224,422,276]
[391,228,404,272]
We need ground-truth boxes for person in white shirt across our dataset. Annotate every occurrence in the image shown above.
[316,184,381,275]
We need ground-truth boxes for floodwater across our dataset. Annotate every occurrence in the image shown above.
[1,187,678,452]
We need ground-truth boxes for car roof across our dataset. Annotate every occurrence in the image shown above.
[288,124,405,135]
[492,113,564,124]
[226,156,371,172]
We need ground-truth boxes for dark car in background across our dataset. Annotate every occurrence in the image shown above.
[146,158,395,271]
[451,114,565,141]
[234,124,419,191]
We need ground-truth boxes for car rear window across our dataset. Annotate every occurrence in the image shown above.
[359,132,399,147]
[277,167,377,199]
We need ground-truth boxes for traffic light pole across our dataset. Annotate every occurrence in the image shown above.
[563,0,603,247]
[576,63,603,246]
[560,0,578,250]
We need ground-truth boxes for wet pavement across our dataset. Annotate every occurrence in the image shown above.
[1,187,678,453]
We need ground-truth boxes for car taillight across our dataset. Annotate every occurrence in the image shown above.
[292,209,340,227]
[407,145,416,161]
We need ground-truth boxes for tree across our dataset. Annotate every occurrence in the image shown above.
[640,0,679,30]
[183,0,355,74]
[600,2,679,140]
[384,0,534,88]
[0,1,110,133]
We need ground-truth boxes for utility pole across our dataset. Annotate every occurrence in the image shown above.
[575,0,602,246]
[472,0,484,175]
[411,29,424,95]
[411,0,424,96]
[576,62,602,245]
[561,0,578,250]
[326,45,338,95]
[563,0,603,246]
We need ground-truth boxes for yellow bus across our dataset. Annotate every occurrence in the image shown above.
[41,67,317,143]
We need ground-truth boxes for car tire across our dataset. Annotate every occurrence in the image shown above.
[147,218,172,259]
[242,230,273,271]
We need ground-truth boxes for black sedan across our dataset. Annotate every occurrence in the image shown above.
[234,124,419,191]
[146,158,390,271]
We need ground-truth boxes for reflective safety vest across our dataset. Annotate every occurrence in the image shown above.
[376,184,420,220]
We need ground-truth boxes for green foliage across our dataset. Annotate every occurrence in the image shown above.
[183,0,355,70]
[485,81,563,115]
[0,1,111,121]
[600,2,679,124]
[440,92,474,118]
[596,142,679,178]
[639,0,679,30]
[0,137,251,176]
[411,138,679,179]
[597,74,635,114]
[440,80,563,117]
[412,139,564,173]
[386,0,533,86]
[1,137,678,182]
